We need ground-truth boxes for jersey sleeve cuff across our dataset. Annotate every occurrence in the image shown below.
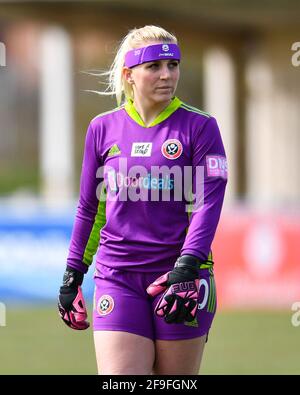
[180,249,208,262]
[66,260,89,274]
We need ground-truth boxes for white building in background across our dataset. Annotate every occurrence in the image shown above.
[0,2,299,209]
[203,47,237,204]
[245,34,300,208]
[39,27,74,205]
[0,41,6,66]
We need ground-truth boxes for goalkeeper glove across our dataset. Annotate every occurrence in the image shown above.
[58,266,89,330]
[146,255,202,324]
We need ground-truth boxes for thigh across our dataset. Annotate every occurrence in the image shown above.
[94,330,155,375]
[93,265,154,340]
[153,335,207,375]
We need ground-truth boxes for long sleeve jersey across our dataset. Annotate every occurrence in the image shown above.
[67,97,227,273]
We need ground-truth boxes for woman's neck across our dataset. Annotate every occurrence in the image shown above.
[133,97,172,127]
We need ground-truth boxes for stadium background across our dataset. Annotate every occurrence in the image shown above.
[0,0,299,374]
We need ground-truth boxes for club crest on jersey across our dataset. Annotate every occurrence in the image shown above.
[131,142,152,157]
[97,295,114,316]
[161,139,183,160]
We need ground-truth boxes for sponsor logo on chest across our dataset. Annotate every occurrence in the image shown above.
[131,142,152,157]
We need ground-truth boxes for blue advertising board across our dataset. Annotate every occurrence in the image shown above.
[0,202,95,303]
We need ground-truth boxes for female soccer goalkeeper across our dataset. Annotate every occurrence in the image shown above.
[58,25,227,375]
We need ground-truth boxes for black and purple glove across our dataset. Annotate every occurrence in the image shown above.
[58,266,89,330]
[146,255,201,324]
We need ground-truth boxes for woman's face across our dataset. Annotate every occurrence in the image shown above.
[124,42,180,105]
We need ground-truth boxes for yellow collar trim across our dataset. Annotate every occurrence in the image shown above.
[124,97,182,128]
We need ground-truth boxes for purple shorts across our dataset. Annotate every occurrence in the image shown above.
[93,264,216,341]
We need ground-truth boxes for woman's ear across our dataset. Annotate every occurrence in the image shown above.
[123,67,134,84]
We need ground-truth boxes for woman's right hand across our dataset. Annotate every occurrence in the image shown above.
[58,266,90,330]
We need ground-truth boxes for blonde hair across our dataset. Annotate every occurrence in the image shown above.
[86,25,178,106]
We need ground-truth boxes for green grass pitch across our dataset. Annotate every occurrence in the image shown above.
[0,306,299,374]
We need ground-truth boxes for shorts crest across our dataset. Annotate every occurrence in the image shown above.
[97,295,114,316]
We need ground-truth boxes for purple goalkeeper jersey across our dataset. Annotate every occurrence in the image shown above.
[67,97,228,273]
